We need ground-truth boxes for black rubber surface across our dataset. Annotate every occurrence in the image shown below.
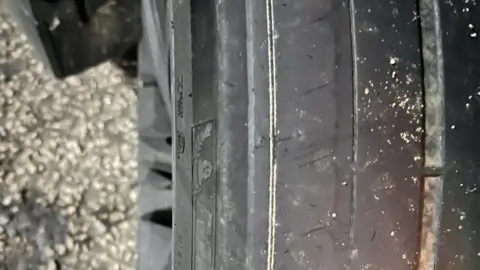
[170,0,480,269]
[273,1,353,268]
[436,1,480,269]
[350,0,424,268]
[171,0,426,269]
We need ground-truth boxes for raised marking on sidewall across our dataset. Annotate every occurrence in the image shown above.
[418,0,445,269]
[265,0,278,268]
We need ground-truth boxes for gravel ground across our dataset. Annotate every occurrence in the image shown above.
[0,4,139,270]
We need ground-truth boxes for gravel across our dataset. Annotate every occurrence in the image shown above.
[0,3,139,270]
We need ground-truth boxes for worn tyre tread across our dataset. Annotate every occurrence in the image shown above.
[170,0,480,269]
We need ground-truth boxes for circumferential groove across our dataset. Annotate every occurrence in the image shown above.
[265,0,278,268]
[418,0,445,269]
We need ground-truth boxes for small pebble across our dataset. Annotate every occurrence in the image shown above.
[55,244,66,256]
[46,260,57,270]
[0,214,9,226]
[43,247,55,258]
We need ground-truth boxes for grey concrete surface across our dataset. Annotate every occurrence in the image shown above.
[0,3,139,270]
